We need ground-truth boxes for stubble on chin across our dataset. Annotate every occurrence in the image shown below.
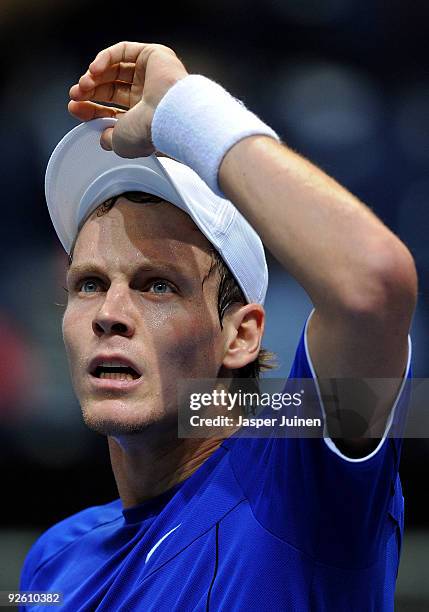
[79,399,176,437]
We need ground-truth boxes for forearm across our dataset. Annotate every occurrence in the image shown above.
[219,134,416,320]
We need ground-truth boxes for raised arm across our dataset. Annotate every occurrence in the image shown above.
[69,41,418,453]
[219,135,416,452]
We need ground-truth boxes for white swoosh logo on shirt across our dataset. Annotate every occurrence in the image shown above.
[145,523,181,564]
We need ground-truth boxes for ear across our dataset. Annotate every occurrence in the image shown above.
[221,303,265,370]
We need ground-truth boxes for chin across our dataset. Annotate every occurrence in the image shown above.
[81,413,153,436]
[79,397,175,437]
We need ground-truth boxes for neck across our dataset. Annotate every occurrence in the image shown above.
[108,431,224,508]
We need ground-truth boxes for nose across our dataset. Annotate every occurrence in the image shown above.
[92,285,136,338]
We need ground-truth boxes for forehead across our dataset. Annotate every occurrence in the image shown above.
[71,197,214,274]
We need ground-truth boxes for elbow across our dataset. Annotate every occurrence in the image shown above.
[337,238,418,329]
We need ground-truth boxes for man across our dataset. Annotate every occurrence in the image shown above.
[20,42,416,610]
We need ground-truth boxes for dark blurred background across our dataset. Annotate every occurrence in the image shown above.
[0,1,428,609]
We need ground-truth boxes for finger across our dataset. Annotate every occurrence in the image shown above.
[89,41,148,75]
[68,100,126,122]
[79,63,135,91]
[70,81,132,107]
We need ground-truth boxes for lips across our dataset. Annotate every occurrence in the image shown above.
[88,353,142,389]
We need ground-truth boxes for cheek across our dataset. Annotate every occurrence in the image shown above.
[62,306,83,363]
[155,304,222,375]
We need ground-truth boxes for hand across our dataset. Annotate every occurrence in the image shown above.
[68,41,188,157]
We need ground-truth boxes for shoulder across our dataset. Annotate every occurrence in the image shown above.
[21,499,122,587]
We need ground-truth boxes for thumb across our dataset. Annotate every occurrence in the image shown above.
[100,127,114,151]
[107,103,155,158]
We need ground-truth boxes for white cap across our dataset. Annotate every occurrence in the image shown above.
[45,118,268,304]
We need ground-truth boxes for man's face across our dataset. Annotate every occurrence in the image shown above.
[63,197,229,437]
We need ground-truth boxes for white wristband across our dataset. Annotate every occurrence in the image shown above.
[151,75,280,196]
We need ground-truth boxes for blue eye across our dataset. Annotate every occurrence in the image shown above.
[149,280,174,294]
[80,279,100,293]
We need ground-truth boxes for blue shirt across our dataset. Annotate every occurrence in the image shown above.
[20,319,412,611]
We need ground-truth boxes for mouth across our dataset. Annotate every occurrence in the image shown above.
[88,358,142,391]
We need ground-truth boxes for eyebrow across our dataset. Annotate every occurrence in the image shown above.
[66,260,193,284]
